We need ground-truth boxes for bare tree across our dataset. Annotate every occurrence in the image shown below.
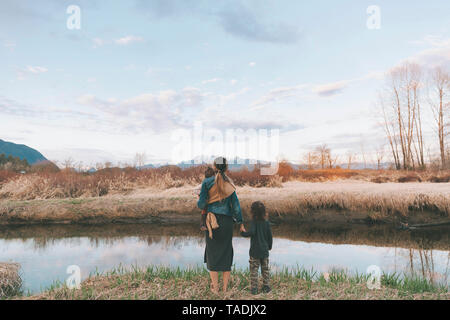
[375,145,385,170]
[315,144,330,169]
[346,151,355,169]
[63,157,74,169]
[359,138,368,169]
[303,152,317,169]
[428,67,449,168]
[76,161,84,172]
[134,152,147,168]
[379,63,424,170]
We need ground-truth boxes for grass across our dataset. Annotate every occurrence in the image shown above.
[19,265,449,300]
[0,263,22,299]
[0,179,448,226]
[0,164,449,201]
[0,164,448,225]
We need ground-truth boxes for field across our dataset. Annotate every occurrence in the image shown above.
[0,166,449,226]
[0,180,449,226]
[19,265,449,300]
[1,165,449,200]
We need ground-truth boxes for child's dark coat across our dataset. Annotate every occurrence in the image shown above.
[240,220,273,259]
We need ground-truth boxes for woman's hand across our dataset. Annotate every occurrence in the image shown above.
[239,224,246,233]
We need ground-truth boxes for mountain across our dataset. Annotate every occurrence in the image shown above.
[0,139,47,164]
[173,157,274,171]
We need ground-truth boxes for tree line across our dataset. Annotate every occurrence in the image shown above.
[0,154,30,172]
[379,63,449,170]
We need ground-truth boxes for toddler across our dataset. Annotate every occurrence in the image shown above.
[241,201,273,294]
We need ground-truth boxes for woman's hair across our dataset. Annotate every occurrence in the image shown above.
[251,201,266,221]
[213,157,228,173]
[212,157,235,199]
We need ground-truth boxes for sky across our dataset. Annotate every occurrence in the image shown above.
[0,0,449,166]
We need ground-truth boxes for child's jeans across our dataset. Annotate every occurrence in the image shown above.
[249,256,270,290]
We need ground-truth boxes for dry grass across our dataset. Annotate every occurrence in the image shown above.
[22,266,449,300]
[0,165,448,201]
[0,180,448,225]
[0,263,22,298]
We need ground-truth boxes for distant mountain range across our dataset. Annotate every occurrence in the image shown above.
[144,157,275,171]
[0,139,391,171]
[0,139,47,164]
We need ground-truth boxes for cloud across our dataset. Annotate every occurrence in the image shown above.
[311,70,384,98]
[249,62,256,67]
[92,38,106,48]
[250,69,383,108]
[200,94,304,133]
[403,36,450,69]
[312,80,348,97]
[25,66,47,74]
[16,65,48,80]
[251,84,309,109]
[136,0,302,44]
[3,41,16,51]
[206,117,304,133]
[217,3,302,44]
[230,79,237,85]
[92,36,145,48]
[77,87,205,133]
[214,87,250,107]
[0,96,36,116]
[202,78,221,84]
[114,35,145,45]
[0,95,98,124]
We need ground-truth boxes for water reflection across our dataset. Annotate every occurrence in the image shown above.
[396,248,450,285]
[0,223,448,294]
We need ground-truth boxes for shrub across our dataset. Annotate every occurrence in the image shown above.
[428,175,450,183]
[398,174,422,183]
[371,176,390,183]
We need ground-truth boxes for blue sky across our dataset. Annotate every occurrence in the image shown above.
[0,0,449,166]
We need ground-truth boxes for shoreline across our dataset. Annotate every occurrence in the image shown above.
[18,265,449,300]
[2,222,449,251]
[1,181,449,226]
[0,263,21,298]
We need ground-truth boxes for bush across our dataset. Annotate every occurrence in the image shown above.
[398,174,422,183]
[371,176,390,183]
[428,175,450,183]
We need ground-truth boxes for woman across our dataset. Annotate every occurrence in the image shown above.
[197,157,245,294]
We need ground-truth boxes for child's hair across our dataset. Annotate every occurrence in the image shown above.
[250,201,266,221]
[204,166,215,178]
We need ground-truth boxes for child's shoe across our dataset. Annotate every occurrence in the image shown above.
[262,285,271,293]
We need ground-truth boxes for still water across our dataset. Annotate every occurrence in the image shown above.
[0,223,448,294]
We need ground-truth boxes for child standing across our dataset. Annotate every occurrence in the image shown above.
[241,201,273,295]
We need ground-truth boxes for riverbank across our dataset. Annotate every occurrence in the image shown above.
[21,266,449,300]
[0,181,449,226]
[2,222,449,251]
[0,263,21,298]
